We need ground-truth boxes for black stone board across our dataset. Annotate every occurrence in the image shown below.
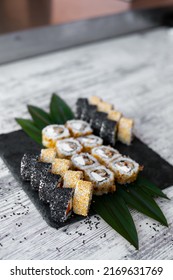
[0,130,173,229]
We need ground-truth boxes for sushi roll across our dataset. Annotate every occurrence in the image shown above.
[66,120,93,137]
[50,188,74,223]
[77,134,103,152]
[97,101,113,113]
[52,158,72,177]
[108,110,122,122]
[75,98,89,119]
[39,173,62,203]
[73,180,93,216]
[40,148,56,163]
[71,153,99,171]
[90,111,107,135]
[81,104,97,123]
[117,117,134,145]
[100,119,118,146]
[64,170,84,189]
[91,145,121,166]
[56,138,83,159]
[89,96,102,106]
[85,165,116,195]
[20,153,39,181]
[109,156,140,184]
[30,162,52,191]
[42,124,70,148]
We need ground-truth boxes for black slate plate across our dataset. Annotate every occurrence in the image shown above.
[0,130,173,229]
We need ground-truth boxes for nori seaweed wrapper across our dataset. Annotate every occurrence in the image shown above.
[75,98,89,119]
[50,188,74,223]
[100,119,118,146]
[20,153,39,181]
[39,173,62,203]
[30,162,52,191]
[81,104,97,123]
[90,111,107,135]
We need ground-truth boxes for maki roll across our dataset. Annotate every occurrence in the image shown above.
[91,145,121,165]
[39,173,62,203]
[81,104,97,123]
[117,117,134,145]
[50,188,74,223]
[73,180,93,216]
[64,170,84,189]
[40,148,56,163]
[66,120,93,137]
[20,153,39,181]
[90,111,107,135]
[75,98,89,119]
[30,162,52,191]
[71,153,99,171]
[56,138,83,159]
[97,101,113,113]
[109,156,140,184]
[85,165,116,195]
[77,134,103,152]
[100,119,118,146]
[89,96,102,106]
[42,124,70,148]
[108,110,122,122]
[52,158,72,177]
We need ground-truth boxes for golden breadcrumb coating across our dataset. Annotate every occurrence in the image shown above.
[108,110,122,122]
[40,148,56,163]
[64,170,84,188]
[117,117,134,145]
[97,101,113,113]
[52,158,72,177]
[73,180,93,216]
[89,96,102,105]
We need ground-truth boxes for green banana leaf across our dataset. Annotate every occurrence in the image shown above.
[28,105,52,129]
[15,118,42,145]
[50,93,74,124]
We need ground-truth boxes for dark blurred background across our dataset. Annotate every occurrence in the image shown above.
[1,0,173,34]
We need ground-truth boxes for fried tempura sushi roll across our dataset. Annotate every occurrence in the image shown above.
[109,156,140,184]
[50,188,74,223]
[97,101,113,113]
[56,138,82,159]
[108,110,122,122]
[73,180,93,216]
[117,117,134,145]
[66,120,93,137]
[20,153,39,181]
[71,153,99,171]
[64,170,83,189]
[52,158,72,177]
[77,134,103,152]
[42,124,70,148]
[75,98,89,119]
[85,165,116,195]
[39,173,62,203]
[91,145,121,166]
[89,96,102,106]
[30,162,52,191]
[40,148,56,163]
[100,119,118,146]
[90,111,107,135]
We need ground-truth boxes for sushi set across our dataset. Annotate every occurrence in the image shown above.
[20,96,143,224]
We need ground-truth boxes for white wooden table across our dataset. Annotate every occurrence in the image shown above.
[0,27,173,260]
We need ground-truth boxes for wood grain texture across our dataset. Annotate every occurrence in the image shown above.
[0,27,173,259]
